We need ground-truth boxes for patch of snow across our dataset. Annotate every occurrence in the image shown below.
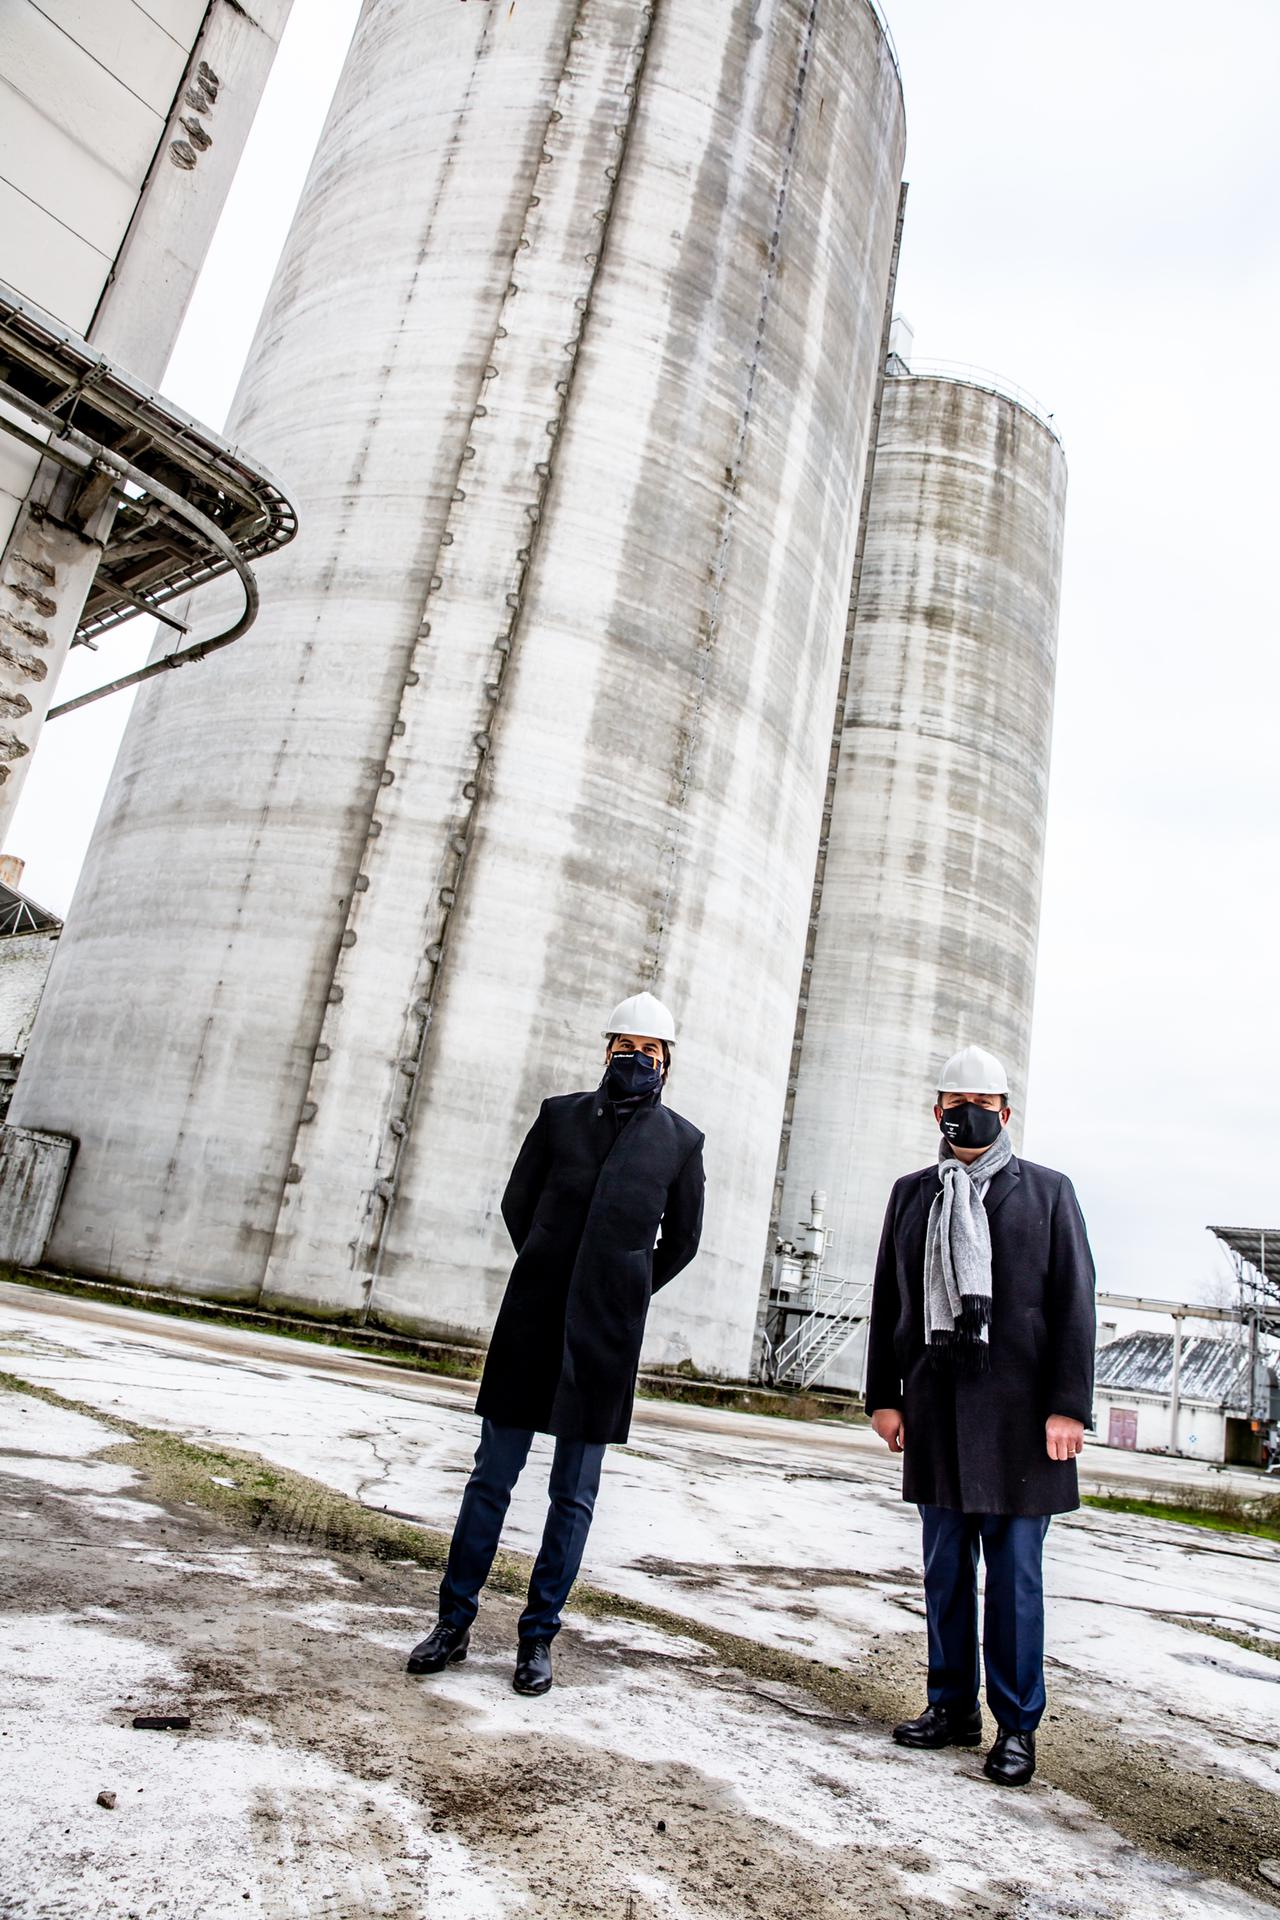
[0,1610,520,1920]
[0,1451,138,1494]
[434,1632,1270,1920]
[0,1389,122,1459]
[568,1612,713,1661]
[2,1290,1278,1823]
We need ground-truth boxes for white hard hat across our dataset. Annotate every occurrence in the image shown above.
[937,1044,1008,1095]
[603,991,677,1045]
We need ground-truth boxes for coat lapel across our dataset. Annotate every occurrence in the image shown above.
[601,1099,663,1173]
[587,1093,617,1166]
[984,1155,1021,1216]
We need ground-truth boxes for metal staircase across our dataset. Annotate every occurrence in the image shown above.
[769,1273,872,1391]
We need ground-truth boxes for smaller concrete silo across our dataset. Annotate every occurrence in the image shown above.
[772,361,1068,1390]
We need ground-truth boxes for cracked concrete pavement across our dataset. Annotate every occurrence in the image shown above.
[1,1281,1278,1918]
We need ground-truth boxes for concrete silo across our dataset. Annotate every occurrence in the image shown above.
[772,367,1068,1387]
[12,0,906,1379]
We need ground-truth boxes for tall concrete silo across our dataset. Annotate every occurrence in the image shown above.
[773,367,1068,1386]
[13,0,906,1379]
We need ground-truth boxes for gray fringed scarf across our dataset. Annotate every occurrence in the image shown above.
[923,1128,1013,1370]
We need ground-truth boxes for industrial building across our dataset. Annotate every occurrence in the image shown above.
[2,1,1070,1388]
[0,0,297,842]
[0,857,60,1118]
[1093,1240,1280,1468]
[1093,1330,1277,1468]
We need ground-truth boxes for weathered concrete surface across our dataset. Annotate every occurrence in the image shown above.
[0,1128,74,1267]
[2,1277,1278,1896]
[2,1274,1273,1508]
[3,1361,1277,1919]
[12,0,905,1381]
[778,374,1068,1386]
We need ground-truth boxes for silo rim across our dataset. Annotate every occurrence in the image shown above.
[887,359,1065,453]
[863,0,904,93]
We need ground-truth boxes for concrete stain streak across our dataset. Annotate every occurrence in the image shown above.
[756,179,907,1362]
[265,3,509,1300]
[646,0,819,976]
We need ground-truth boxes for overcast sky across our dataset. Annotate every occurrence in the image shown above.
[10,0,1277,1311]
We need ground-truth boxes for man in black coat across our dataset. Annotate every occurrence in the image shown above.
[864,1044,1095,1786]
[407,991,705,1696]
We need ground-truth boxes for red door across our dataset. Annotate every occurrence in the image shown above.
[1108,1407,1138,1450]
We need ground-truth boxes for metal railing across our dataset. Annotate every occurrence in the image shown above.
[0,279,298,711]
[771,1273,873,1391]
[864,0,902,83]
[888,356,1064,448]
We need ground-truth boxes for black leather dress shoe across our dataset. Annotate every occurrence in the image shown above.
[406,1622,470,1674]
[983,1727,1036,1785]
[892,1702,982,1749]
[512,1639,553,1696]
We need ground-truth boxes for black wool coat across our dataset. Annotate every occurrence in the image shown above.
[864,1156,1096,1517]
[474,1089,705,1446]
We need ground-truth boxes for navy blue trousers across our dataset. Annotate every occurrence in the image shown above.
[920,1505,1052,1733]
[438,1420,606,1642]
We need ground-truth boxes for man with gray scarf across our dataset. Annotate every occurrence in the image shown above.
[864,1045,1096,1786]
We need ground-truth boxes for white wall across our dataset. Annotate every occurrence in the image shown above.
[0,0,204,553]
[14,0,907,1381]
[1094,1390,1229,1462]
[0,929,58,1055]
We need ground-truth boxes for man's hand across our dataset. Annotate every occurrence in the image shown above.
[1046,1415,1085,1462]
[871,1408,905,1453]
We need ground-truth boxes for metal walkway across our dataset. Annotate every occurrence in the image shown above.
[0,279,297,713]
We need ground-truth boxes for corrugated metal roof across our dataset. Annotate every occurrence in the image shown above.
[0,882,60,937]
[1094,1330,1248,1408]
[1208,1225,1279,1272]
[1208,1226,1279,1305]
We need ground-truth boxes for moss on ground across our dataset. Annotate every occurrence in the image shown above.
[1190,1619,1280,1661]
[0,1268,486,1379]
[0,1369,864,1699]
[1082,1491,1280,1544]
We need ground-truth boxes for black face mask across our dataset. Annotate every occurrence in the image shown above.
[938,1101,1004,1150]
[604,1051,663,1101]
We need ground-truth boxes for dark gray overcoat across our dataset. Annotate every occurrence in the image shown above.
[864,1156,1096,1516]
[474,1089,705,1446]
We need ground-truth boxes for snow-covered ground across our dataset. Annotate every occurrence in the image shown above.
[2,1281,1278,1917]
